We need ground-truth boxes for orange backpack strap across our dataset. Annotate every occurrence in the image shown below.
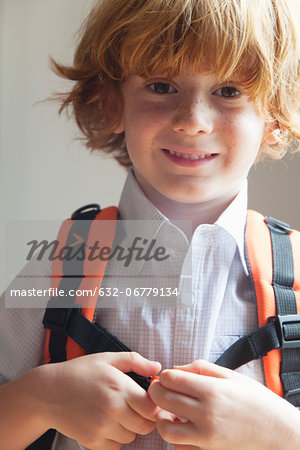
[42,204,150,389]
[216,210,300,406]
[43,204,118,362]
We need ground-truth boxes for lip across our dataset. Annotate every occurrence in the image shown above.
[162,148,218,167]
[166,146,214,156]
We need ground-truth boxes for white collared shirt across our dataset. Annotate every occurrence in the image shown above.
[0,170,264,450]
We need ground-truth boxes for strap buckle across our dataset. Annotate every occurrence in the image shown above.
[264,217,293,234]
[285,388,300,403]
[71,203,101,220]
[43,298,81,335]
[269,315,300,349]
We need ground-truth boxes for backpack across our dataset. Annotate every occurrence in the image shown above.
[27,203,300,449]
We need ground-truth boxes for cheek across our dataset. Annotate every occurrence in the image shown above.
[124,104,166,150]
[222,113,265,157]
[125,101,165,125]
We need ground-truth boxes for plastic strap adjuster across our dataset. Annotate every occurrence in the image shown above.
[71,203,101,220]
[264,217,293,234]
[285,388,300,402]
[43,298,81,335]
[269,315,300,349]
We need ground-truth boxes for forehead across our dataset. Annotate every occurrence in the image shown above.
[116,3,264,89]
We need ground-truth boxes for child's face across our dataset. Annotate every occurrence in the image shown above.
[116,70,267,204]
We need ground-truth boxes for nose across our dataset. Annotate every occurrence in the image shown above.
[171,95,213,135]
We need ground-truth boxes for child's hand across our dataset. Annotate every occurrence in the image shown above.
[148,360,300,450]
[36,352,161,449]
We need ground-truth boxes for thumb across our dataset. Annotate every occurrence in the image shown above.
[173,359,235,379]
[102,351,161,377]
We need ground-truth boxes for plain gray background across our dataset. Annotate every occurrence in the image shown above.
[1,0,299,292]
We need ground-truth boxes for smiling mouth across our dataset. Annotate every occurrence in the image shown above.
[163,149,215,160]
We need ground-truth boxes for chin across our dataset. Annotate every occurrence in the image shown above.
[161,186,209,204]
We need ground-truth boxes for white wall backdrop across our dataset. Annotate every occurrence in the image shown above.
[1,0,299,292]
[0,0,127,291]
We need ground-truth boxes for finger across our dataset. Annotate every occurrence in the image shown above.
[156,410,198,445]
[148,380,198,421]
[173,359,236,379]
[101,351,161,377]
[104,423,136,445]
[157,368,226,399]
[121,403,156,435]
[126,383,161,421]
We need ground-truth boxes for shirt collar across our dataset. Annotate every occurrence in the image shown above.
[118,170,248,275]
[118,169,167,223]
[215,180,248,275]
[117,170,168,250]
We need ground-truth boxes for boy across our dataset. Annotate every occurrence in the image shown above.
[0,0,300,449]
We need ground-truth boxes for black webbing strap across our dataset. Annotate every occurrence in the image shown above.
[266,217,300,407]
[47,208,98,363]
[43,203,150,389]
[25,429,57,450]
[216,216,300,407]
[215,321,281,368]
[43,301,151,390]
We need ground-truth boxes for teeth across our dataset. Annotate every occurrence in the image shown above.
[167,149,212,160]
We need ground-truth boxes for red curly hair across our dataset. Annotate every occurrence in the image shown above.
[52,0,300,167]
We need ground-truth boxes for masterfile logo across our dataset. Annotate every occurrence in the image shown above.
[5,218,193,309]
[26,235,170,267]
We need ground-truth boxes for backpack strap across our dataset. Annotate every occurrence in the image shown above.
[216,210,300,406]
[43,204,118,362]
[42,203,151,388]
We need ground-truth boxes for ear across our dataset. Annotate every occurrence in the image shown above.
[103,87,125,134]
[113,117,125,134]
[263,123,282,145]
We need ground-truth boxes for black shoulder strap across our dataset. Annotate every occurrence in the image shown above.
[26,429,57,450]
[215,216,300,406]
[43,303,151,390]
[42,203,150,388]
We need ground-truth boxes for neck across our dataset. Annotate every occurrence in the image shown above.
[133,171,239,239]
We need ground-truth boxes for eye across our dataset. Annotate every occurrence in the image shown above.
[148,82,177,94]
[214,86,241,98]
